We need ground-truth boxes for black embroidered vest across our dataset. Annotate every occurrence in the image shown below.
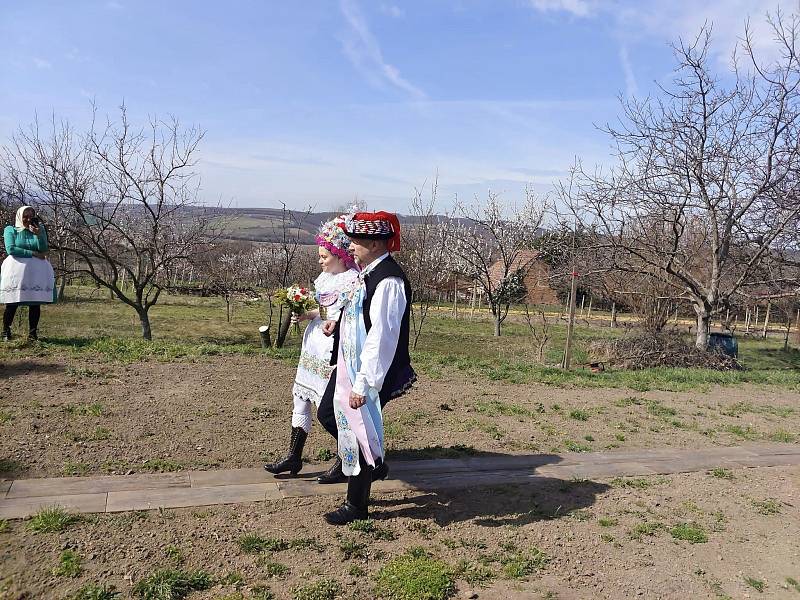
[331,255,416,401]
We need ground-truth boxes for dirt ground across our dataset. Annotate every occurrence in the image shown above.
[1,355,800,599]
[1,466,799,599]
[1,356,799,479]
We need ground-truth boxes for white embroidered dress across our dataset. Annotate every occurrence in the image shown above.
[291,268,360,407]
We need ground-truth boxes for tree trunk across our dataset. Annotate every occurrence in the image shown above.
[138,309,152,340]
[610,302,617,328]
[694,306,710,350]
[562,269,578,368]
[762,302,771,339]
[276,309,292,348]
[493,309,501,337]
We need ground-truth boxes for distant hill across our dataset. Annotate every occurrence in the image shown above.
[215,207,465,244]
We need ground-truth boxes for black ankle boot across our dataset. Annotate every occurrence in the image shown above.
[28,329,38,341]
[317,456,346,484]
[264,427,308,475]
[324,461,373,525]
[2,328,11,342]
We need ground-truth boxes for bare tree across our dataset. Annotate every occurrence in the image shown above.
[560,14,800,349]
[1,106,219,340]
[523,304,551,362]
[397,175,452,348]
[451,188,544,336]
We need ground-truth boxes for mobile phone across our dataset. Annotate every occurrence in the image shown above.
[30,217,40,226]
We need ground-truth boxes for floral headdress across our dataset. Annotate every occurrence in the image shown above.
[316,215,357,269]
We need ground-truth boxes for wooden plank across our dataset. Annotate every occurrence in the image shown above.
[106,483,280,513]
[0,493,107,520]
[6,472,190,499]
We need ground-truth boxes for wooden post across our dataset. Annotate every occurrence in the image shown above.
[470,281,477,320]
[762,302,771,339]
[579,294,586,317]
[745,307,751,333]
[796,308,800,344]
[258,325,271,348]
[784,315,791,350]
[674,306,679,323]
[562,269,578,369]
[452,277,458,319]
[610,302,617,328]
[755,305,760,333]
[587,297,593,321]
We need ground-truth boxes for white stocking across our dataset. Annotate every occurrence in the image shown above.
[291,397,313,433]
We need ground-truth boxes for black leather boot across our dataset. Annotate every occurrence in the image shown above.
[2,328,11,342]
[317,456,347,484]
[324,458,373,525]
[28,329,38,341]
[264,427,307,475]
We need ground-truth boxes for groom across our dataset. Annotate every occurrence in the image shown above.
[316,211,415,524]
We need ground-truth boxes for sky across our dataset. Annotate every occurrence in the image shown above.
[0,0,796,213]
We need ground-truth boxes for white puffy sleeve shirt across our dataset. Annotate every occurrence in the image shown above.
[351,275,407,397]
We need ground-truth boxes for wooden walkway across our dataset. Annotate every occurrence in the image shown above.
[2,443,799,519]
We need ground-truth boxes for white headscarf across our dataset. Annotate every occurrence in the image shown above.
[14,206,34,231]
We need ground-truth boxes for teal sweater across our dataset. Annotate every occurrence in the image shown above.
[4,224,49,257]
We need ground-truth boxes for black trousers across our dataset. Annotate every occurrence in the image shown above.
[3,304,41,332]
[317,371,390,441]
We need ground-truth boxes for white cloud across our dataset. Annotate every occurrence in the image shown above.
[33,57,52,69]
[529,0,595,17]
[380,3,404,18]
[618,44,638,97]
[339,0,426,100]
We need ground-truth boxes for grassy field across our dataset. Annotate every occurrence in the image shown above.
[3,286,798,392]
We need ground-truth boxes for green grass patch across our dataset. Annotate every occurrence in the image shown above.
[349,519,396,541]
[752,498,782,515]
[709,467,735,479]
[610,477,656,489]
[669,523,708,544]
[238,534,290,554]
[63,402,104,417]
[569,409,590,421]
[66,584,121,600]
[53,549,82,577]
[0,410,14,424]
[375,548,455,600]
[474,399,533,417]
[27,506,81,533]
[251,585,275,600]
[258,559,289,578]
[454,559,495,587]
[744,577,766,593]
[724,424,760,440]
[132,569,213,600]
[500,547,550,579]
[141,459,184,473]
[785,577,800,592]
[629,522,663,540]
[563,439,592,452]
[768,430,797,443]
[338,537,368,559]
[291,578,341,600]
[598,517,617,527]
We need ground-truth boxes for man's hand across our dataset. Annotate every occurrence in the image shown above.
[322,319,337,336]
[32,251,46,260]
[349,391,366,409]
[28,223,40,236]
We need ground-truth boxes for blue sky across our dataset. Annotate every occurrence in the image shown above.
[0,0,794,212]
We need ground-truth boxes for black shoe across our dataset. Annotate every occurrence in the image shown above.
[317,457,346,484]
[372,459,389,482]
[28,329,38,341]
[264,427,308,475]
[324,501,368,525]
[324,457,373,525]
[2,328,11,342]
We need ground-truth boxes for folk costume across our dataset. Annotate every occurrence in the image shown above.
[264,216,359,476]
[323,211,416,525]
[1,206,56,341]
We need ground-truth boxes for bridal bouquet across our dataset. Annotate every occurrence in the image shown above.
[274,285,316,334]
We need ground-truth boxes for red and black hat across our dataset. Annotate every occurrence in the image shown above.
[340,211,401,252]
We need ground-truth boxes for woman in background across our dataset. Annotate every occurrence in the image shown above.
[1,206,55,341]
